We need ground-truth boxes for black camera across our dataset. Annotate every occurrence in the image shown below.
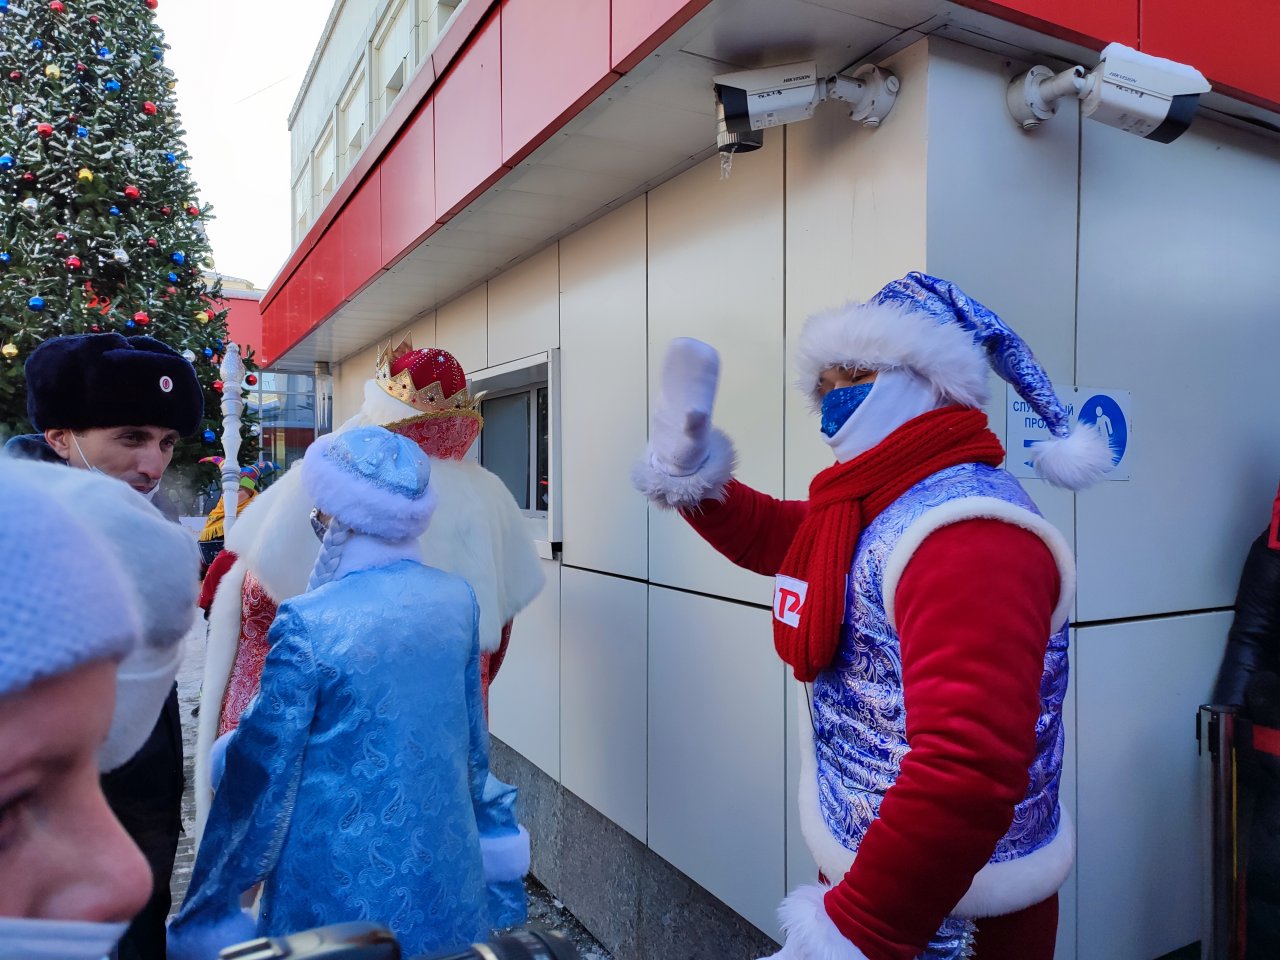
[218,922,580,960]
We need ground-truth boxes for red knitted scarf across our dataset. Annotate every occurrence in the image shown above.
[773,406,1005,681]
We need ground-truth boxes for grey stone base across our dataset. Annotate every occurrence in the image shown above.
[490,738,781,960]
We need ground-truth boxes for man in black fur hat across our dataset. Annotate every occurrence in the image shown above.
[4,332,203,960]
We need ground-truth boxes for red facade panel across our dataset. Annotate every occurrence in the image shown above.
[219,295,263,357]
[309,221,346,325]
[501,0,616,166]
[1143,0,1280,108]
[379,105,437,269]
[342,173,383,297]
[434,16,506,219]
[951,0,1137,48]
[611,0,710,73]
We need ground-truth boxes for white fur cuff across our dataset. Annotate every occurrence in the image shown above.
[481,825,531,883]
[631,428,737,510]
[776,885,870,960]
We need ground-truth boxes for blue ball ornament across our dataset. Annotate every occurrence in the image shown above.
[76,126,88,138]
[0,155,14,169]
[0,252,11,264]
[30,39,43,50]
[202,429,216,443]
[151,46,163,60]
[164,151,176,163]
[124,319,136,328]
[109,205,120,216]
[167,272,179,282]
[99,47,111,58]
[170,251,185,265]
[215,339,224,350]
[27,296,45,312]
[104,79,120,92]
[0,1,10,13]
[202,347,213,358]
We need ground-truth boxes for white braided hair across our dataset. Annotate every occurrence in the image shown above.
[306,521,353,591]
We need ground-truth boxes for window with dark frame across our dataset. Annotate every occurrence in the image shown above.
[479,382,549,516]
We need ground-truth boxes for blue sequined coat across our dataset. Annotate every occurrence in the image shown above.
[169,560,524,958]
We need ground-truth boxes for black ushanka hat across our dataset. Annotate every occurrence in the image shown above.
[25,333,204,436]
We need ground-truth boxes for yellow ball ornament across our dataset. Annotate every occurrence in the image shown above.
[195,309,211,324]
[1,343,18,360]
[45,64,62,79]
[77,167,94,184]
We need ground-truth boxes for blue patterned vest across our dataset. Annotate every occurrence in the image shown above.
[807,463,1070,958]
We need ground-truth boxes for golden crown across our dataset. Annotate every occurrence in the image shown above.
[375,335,481,417]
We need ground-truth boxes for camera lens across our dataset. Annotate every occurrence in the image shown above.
[415,930,579,960]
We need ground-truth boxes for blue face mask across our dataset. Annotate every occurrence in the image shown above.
[820,383,874,438]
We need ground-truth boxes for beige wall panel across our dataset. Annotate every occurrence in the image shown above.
[489,558,561,779]
[924,38,1080,552]
[401,309,436,350]
[1076,117,1280,620]
[646,134,785,605]
[488,244,560,366]
[333,340,381,424]
[435,284,488,374]
[783,40,930,496]
[559,198,649,578]
[560,568,647,841]
[647,588,785,938]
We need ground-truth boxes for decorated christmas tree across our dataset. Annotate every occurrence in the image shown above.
[0,0,256,491]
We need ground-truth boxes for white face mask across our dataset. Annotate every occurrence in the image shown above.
[69,433,108,478]
[0,917,128,960]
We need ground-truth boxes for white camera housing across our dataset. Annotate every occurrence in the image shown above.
[713,60,899,153]
[1008,43,1210,144]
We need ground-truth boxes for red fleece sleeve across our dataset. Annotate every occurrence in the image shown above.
[680,479,810,576]
[199,548,239,613]
[823,519,1061,960]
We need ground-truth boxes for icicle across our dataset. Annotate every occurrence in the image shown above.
[719,151,733,180]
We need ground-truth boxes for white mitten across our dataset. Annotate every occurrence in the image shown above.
[632,338,737,509]
[649,337,721,476]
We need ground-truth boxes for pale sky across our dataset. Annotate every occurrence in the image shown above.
[155,1,335,290]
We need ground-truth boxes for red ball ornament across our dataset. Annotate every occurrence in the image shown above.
[186,205,200,217]
[160,205,172,216]
[145,0,159,7]
[89,15,100,24]
[36,123,54,138]
[142,101,158,116]
[212,380,224,393]
[21,172,35,183]
[147,237,158,247]
[55,231,68,242]
[133,311,150,326]
[10,71,23,82]
[65,256,82,270]
[75,62,88,73]
[50,0,66,11]
[90,324,101,333]
[246,374,258,386]
[124,185,141,200]
[165,285,176,295]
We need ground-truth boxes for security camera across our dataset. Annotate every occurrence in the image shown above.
[713,60,899,154]
[1008,42,1210,143]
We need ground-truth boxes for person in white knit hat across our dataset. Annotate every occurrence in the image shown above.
[0,458,199,960]
[169,426,530,960]
[634,273,1111,960]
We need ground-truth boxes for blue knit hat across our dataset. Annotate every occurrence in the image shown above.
[796,271,1113,489]
[0,461,139,698]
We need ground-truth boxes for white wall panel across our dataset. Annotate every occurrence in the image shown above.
[783,40,929,496]
[402,309,436,351]
[648,588,785,938]
[559,198,649,578]
[435,284,488,374]
[333,340,381,424]
[487,244,560,367]
[1076,118,1280,621]
[560,568,647,841]
[489,559,561,779]
[646,136,785,606]
[1074,612,1228,959]
[924,39,1080,561]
